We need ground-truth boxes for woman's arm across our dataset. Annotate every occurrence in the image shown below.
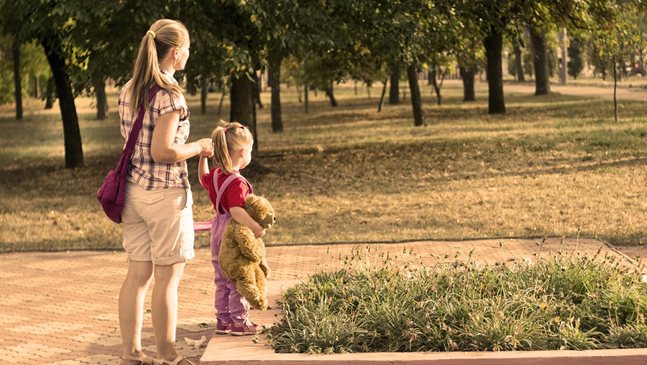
[230,206,265,238]
[151,110,212,163]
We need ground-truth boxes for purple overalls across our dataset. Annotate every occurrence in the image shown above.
[210,172,253,324]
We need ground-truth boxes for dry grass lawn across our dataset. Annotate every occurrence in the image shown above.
[0,79,645,251]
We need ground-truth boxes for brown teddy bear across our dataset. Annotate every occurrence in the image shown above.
[219,194,275,310]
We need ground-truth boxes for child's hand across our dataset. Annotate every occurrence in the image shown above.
[252,227,266,238]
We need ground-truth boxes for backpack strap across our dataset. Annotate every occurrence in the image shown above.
[213,171,253,215]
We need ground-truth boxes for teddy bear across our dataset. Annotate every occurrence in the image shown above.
[219,194,275,310]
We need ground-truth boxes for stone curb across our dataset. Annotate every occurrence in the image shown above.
[200,345,647,364]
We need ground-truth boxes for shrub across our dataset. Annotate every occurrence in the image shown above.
[267,251,647,353]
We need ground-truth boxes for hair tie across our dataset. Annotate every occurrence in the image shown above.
[146,30,156,39]
[223,127,229,133]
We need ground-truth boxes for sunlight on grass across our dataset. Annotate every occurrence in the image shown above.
[0,80,646,251]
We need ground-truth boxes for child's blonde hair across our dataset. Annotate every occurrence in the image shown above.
[212,121,254,174]
[130,19,189,112]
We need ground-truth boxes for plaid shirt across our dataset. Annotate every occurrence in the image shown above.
[118,75,191,191]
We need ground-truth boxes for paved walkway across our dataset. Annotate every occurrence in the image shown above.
[0,238,644,364]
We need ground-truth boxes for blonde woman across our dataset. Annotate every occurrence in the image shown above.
[117,19,211,365]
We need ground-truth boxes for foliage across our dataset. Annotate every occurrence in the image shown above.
[267,250,647,353]
[0,34,15,104]
[0,37,50,104]
[588,0,644,69]
[568,36,585,79]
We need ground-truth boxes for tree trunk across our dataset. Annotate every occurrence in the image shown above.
[253,72,263,109]
[513,42,525,82]
[613,58,618,123]
[407,65,424,126]
[558,29,567,85]
[429,68,444,105]
[324,82,338,107]
[217,87,226,119]
[530,27,550,95]
[484,26,506,114]
[93,74,108,120]
[377,79,387,112]
[45,76,56,109]
[187,75,197,96]
[230,74,257,154]
[32,74,40,98]
[304,83,309,113]
[200,78,208,114]
[389,63,400,105]
[42,36,84,168]
[13,39,23,121]
[459,66,476,101]
[268,52,283,132]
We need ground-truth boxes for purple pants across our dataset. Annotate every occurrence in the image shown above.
[211,213,249,324]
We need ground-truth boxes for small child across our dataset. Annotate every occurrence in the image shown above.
[198,121,265,336]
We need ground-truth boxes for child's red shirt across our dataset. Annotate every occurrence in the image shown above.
[200,168,251,215]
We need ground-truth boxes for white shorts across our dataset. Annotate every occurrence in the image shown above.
[121,182,195,265]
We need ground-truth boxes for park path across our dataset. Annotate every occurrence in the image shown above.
[0,237,644,364]
[504,82,647,101]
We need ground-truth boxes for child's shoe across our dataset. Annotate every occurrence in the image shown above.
[230,320,260,336]
[214,319,232,335]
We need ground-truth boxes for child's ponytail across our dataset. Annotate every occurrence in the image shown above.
[212,126,233,174]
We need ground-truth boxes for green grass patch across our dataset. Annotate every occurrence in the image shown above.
[267,252,647,353]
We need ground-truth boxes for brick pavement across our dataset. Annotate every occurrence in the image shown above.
[0,237,644,364]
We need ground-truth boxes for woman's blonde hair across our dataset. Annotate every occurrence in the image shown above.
[130,19,189,112]
[211,121,254,174]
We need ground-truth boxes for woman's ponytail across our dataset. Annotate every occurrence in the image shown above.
[129,19,189,113]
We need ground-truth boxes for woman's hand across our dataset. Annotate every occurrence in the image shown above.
[197,138,214,157]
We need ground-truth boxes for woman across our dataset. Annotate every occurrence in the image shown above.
[117,19,212,365]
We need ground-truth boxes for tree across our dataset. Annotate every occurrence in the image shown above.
[483,25,506,113]
[513,36,526,81]
[588,0,644,122]
[12,36,22,120]
[567,36,585,79]
[388,63,401,105]
[254,0,340,132]
[42,32,84,168]
[344,0,460,125]
[1,0,86,167]
[0,36,14,105]
[456,0,528,114]
[530,26,551,95]
[428,58,451,105]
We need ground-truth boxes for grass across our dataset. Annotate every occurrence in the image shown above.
[0,79,646,251]
[266,247,647,353]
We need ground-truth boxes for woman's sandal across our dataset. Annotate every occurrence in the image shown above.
[160,356,195,365]
[120,354,159,365]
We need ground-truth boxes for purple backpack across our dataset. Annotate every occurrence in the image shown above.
[96,85,159,223]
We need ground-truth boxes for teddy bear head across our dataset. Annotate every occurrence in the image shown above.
[244,194,276,229]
